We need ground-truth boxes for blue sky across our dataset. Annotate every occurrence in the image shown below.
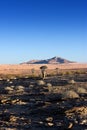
[0,0,87,64]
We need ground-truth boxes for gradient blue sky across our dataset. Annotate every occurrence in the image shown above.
[0,0,87,64]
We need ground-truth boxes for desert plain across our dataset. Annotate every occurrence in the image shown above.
[0,63,87,75]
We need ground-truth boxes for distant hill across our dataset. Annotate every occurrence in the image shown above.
[21,56,75,64]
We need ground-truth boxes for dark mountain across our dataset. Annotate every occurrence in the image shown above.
[21,56,75,64]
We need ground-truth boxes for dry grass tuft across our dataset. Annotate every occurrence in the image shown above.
[62,90,79,99]
[75,87,87,94]
[36,80,45,86]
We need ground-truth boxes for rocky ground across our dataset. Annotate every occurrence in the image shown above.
[0,74,87,130]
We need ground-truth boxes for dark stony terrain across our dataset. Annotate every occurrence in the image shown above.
[0,74,87,130]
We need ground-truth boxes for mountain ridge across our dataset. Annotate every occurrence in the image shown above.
[21,56,75,64]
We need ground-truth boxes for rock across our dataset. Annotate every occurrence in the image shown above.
[68,122,73,129]
[9,81,13,84]
[29,84,34,89]
[46,117,53,122]
[47,122,54,126]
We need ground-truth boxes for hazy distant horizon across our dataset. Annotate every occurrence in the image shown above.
[0,0,87,64]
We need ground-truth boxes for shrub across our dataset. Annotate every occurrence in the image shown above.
[65,71,72,75]
[46,83,52,87]
[31,68,35,76]
[5,86,14,91]
[62,90,79,99]
[36,80,45,86]
[76,87,87,94]
[15,85,24,93]
[55,68,60,75]
[68,79,75,84]
[46,83,53,93]
[40,65,48,79]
